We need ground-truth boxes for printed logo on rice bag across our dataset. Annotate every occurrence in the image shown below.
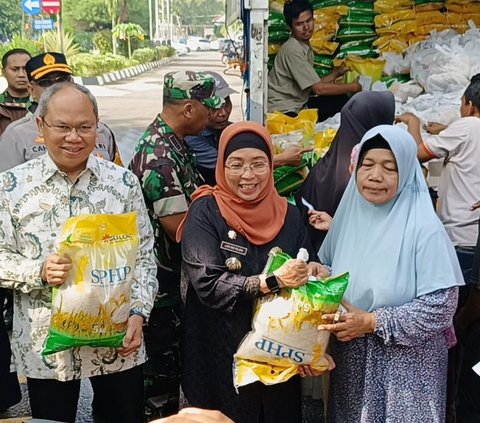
[233,248,349,388]
[42,212,139,356]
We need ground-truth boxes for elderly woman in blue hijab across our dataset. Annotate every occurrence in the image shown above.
[318,125,464,422]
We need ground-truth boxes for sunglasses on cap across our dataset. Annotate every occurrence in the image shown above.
[33,74,72,88]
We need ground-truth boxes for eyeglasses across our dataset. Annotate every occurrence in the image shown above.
[225,162,270,175]
[33,74,72,88]
[42,118,97,136]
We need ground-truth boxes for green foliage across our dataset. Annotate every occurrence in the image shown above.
[159,46,176,58]
[0,0,23,41]
[0,34,43,57]
[74,32,95,53]
[131,48,155,63]
[131,46,175,63]
[63,0,110,32]
[94,30,113,54]
[69,53,131,76]
[41,30,81,59]
[173,0,224,26]
[112,23,145,58]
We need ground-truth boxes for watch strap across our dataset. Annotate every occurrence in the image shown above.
[265,274,281,293]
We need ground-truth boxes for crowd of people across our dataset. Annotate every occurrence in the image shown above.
[0,0,479,421]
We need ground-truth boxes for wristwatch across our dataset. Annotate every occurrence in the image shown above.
[265,274,281,294]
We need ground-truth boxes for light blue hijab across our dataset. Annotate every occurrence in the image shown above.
[319,125,464,312]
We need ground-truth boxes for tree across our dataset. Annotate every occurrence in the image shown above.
[105,0,119,54]
[172,0,224,27]
[63,0,110,32]
[112,23,144,58]
[0,0,23,41]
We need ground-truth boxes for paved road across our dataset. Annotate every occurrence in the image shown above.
[0,50,244,423]
[91,51,245,165]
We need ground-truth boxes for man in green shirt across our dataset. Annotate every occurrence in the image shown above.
[268,0,361,122]
[0,49,31,136]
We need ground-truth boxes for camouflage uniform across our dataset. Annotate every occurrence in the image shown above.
[129,71,223,419]
[0,89,30,136]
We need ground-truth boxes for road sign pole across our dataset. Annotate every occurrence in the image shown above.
[57,12,63,53]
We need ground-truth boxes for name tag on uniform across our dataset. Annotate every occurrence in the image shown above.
[220,241,247,256]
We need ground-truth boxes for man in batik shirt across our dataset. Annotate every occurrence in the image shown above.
[0,82,157,423]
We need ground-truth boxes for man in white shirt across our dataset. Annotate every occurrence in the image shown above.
[396,75,480,281]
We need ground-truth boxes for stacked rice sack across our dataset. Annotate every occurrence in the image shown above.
[445,0,480,34]
[268,8,291,71]
[310,3,347,77]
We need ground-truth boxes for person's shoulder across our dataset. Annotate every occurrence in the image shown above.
[0,155,44,187]
[2,113,34,135]
[189,194,217,213]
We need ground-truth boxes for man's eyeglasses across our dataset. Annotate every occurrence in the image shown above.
[33,74,72,88]
[42,118,97,136]
[225,162,270,175]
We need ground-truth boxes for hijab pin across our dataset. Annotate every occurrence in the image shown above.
[228,230,237,240]
[225,257,242,271]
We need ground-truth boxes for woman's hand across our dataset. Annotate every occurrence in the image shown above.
[318,300,376,342]
[308,210,333,231]
[273,259,309,288]
[298,354,336,377]
[307,262,330,279]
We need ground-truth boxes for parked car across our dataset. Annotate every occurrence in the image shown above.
[172,41,189,56]
[210,38,225,51]
[186,37,211,51]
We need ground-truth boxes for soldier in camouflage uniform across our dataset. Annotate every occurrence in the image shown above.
[130,71,223,419]
[0,49,32,136]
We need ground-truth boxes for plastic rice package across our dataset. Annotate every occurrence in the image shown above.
[374,0,414,13]
[267,109,317,137]
[43,212,139,355]
[233,248,349,388]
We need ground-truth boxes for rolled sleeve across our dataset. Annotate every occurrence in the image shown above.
[127,176,158,321]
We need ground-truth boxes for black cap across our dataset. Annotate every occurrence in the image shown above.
[25,52,73,82]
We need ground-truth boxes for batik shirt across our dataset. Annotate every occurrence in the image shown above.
[130,115,203,307]
[0,154,158,381]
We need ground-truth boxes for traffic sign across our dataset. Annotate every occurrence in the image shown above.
[33,19,54,31]
[42,0,61,14]
[22,0,41,15]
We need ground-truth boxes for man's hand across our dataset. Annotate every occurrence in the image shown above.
[350,77,362,93]
[318,300,376,342]
[395,112,420,126]
[332,65,348,78]
[424,121,447,135]
[41,254,72,286]
[154,408,234,423]
[117,314,144,357]
[273,146,313,168]
[471,201,480,211]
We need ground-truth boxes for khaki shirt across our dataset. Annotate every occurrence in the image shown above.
[268,36,320,114]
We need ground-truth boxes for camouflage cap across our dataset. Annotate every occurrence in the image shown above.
[163,70,224,109]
